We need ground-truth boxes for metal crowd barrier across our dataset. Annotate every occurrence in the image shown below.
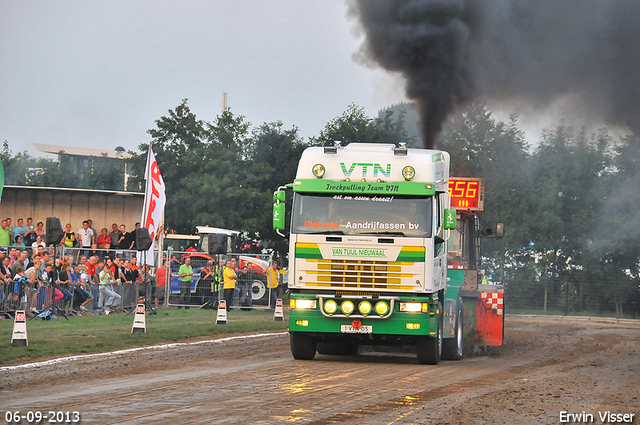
[0,246,169,317]
[166,251,276,310]
[1,245,283,317]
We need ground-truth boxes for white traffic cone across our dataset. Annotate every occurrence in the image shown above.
[131,302,147,333]
[216,300,228,325]
[11,311,28,346]
[273,298,284,321]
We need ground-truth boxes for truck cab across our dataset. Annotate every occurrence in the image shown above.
[274,142,459,364]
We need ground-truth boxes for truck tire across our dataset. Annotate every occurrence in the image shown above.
[317,341,358,356]
[417,300,443,365]
[290,332,317,360]
[442,298,464,360]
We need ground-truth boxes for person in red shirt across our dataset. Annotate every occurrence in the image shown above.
[154,260,169,308]
[96,228,111,251]
[130,256,140,273]
[85,256,98,285]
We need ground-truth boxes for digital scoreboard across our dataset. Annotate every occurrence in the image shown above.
[448,178,484,211]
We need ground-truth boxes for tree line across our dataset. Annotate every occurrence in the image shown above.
[438,103,640,317]
[3,99,639,316]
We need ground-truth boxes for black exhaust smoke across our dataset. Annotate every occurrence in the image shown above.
[348,0,640,148]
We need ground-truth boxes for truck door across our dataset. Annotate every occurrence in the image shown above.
[433,192,446,291]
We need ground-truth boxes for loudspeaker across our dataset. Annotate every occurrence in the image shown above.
[46,217,65,245]
[135,227,153,251]
[207,234,226,255]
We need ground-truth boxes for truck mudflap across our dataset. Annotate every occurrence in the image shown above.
[475,290,504,346]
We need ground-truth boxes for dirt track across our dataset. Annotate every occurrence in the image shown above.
[1,316,639,424]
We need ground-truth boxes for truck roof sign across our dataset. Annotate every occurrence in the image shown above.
[295,144,450,193]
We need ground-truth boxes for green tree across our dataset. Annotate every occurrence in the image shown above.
[248,121,308,262]
[311,103,375,146]
[437,104,532,262]
[141,99,209,233]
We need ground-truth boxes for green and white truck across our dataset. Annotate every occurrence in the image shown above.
[273,142,504,364]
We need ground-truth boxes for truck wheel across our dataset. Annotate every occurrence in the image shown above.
[290,332,317,360]
[442,299,464,360]
[317,341,358,356]
[417,300,443,365]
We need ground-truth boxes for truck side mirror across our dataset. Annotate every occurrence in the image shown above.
[444,209,456,230]
[273,189,286,232]
[274,190,285,203]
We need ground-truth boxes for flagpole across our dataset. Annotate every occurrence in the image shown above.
[140,143,152,267]
[141,143,152,226]
[157,208,165,271]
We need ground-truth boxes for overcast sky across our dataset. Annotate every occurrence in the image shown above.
[0,0,409,158]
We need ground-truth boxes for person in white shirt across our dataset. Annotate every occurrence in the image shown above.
[77,220,94,257]
[31,234,46,252]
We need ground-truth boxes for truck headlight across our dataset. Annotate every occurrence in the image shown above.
[292,299,317,309]
[402,166,415,181]
[374,301,389,316]
[399,302,429,313]
[312,164,325,178]
[341,300,355,315]
[324,299,338,314]
[358,300,372,316]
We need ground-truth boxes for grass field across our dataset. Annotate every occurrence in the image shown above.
[0,308,288,365]
[504,306,639,319]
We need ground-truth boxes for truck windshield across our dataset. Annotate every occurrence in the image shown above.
[291,193,433,238]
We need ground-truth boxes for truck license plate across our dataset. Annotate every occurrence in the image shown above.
[340,325,372,334]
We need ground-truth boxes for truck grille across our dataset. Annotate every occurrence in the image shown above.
[302,258,417,290]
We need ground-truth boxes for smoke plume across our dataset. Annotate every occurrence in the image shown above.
[348,0,640,148]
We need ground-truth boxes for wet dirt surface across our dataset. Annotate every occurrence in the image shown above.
[1,316,639,424]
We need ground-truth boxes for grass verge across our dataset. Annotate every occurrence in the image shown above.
[0,308,288,365]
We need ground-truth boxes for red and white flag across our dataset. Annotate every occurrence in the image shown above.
[140,146,166,266]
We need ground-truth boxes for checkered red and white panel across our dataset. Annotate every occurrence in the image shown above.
[136,304,145,314]
[15,313,26,322]
[480,291,504,315]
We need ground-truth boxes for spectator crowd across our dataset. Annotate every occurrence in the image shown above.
[0,216,169,317]
[1,216,282,318]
